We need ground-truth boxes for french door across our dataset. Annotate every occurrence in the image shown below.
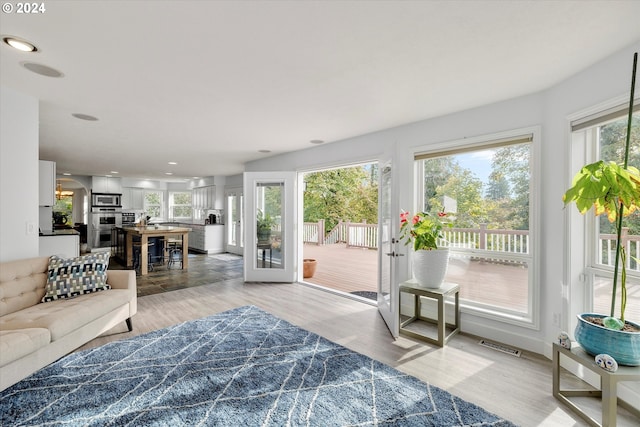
[243,172,297,282]
[225,187,243,255]
[378,156,400,337]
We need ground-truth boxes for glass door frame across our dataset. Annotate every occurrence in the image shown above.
[225,187,243,255]
[243,171,297,282]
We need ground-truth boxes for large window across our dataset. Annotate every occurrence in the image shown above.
[416,130,538,325]
[571,108,640,323]
[169,191,192,220]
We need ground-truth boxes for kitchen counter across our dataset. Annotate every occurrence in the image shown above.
[39,230,80,258]
[159,222,224,254]
[39,229,80,237]
[122,225,192,234]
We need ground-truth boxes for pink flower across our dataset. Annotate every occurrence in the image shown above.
[412,215,420,225]
[438,212,447,218]
[400,211,409,224]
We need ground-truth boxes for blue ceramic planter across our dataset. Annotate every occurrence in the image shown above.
[574,313,640,366]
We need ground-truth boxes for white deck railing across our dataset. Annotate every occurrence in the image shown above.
[303,222,640,272]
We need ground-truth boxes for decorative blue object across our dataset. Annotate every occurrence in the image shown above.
[558,331,571,349]
[603,316,624,330]
[0,306,517,426]
[595,354,619,372]
[575,313,640,366]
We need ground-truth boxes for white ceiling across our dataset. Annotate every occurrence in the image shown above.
[1,1,639,181]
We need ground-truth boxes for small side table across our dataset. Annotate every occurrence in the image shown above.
[399,280,460,346]
[257,242,272,268]
[552,342,640,427]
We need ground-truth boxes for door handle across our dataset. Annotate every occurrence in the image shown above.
[385,252,405,257]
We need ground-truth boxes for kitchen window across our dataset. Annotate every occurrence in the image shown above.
[144,191,164,221]
[169,191,192,220]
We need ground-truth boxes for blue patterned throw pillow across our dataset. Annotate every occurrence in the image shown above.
[42,252,111,302]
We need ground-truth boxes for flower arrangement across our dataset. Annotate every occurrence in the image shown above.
[399,210,451,251]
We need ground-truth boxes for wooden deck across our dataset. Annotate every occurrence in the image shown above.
[302,243,529,310]
[303,243,378,297]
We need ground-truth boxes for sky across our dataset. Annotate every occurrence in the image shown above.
[456,150,493,185]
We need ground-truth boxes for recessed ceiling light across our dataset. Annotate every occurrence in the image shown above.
[258,150,271,153]
[165,172,173,175]
[105,174,113,178]
[192,176,200,179]
[310,140,324,145]
[22,62,63,78]
[72,113,98,121]
[3,36,37,52]
[110,171,119,174]
[62,172,71,176]
[168,161,177,165]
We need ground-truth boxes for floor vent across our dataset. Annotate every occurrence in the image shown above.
[478,339,522,357]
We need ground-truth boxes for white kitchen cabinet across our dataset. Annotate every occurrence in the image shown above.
[122,187,144,209]
[39,160,56,206]
[92,176,122,194]
[193,186,215,210]
[39,234,79,258]
[207,185,216,208]
[206,224,224,253]
[183,223,223,254]
[188,225,205,251]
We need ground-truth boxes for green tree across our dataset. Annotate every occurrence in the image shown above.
[598,114,640,235]
[304,165,378,233]
[423,157,457,211]
[489,144,531,229]
[485,171,510,200]
[430,169,485,227]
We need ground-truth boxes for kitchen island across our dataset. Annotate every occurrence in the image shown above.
[121,225,191,275]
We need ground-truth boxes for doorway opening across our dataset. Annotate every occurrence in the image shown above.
[301,162,379,302]
[55,178,90,251]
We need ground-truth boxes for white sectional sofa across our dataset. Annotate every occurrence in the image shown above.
[0,255,137,391]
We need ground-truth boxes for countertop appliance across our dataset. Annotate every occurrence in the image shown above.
[91,192,122,208]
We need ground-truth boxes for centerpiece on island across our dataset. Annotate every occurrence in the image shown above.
[562,52,640,366]
[400,210,452,288]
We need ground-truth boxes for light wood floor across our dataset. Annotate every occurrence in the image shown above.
[79,275,639,427]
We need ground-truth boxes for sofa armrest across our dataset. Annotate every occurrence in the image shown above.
[106,270,137,317]
[107,270,135,291]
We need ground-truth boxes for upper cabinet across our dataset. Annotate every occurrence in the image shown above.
[193,185,216,210]
[122,187,144,210]
[38,160,56,206]
[92,176,122,194]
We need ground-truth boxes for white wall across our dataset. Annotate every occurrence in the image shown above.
[0,87,39,262]
[246,40,640,355]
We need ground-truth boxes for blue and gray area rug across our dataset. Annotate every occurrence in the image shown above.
[1,305,517,426]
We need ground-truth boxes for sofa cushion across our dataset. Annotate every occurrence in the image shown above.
[0,289,131,341]
[42,253,111,302]
[0,257,49,317]
[0,328,51,368]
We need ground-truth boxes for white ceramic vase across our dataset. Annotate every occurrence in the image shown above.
[412,248,450,288]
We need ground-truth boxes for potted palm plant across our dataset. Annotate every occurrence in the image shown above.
[563,52,640,366]
[257,210,275,243]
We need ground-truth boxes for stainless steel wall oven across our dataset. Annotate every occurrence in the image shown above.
[91,207,122,249]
